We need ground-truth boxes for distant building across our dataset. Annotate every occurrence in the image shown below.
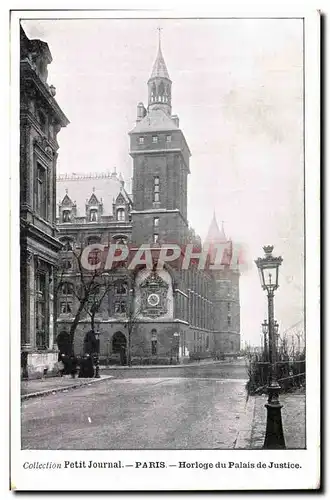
[56,37,240,364]
[20,26,69,378]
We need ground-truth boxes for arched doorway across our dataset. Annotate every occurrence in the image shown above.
[112,331,127,365]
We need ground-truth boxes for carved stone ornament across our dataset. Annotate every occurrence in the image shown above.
[140,271,169,318]
[34,136,53,159]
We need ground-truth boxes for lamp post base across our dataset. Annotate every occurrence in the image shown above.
[263,401,286,449]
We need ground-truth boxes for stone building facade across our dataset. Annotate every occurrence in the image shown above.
[20,26,69,378]
[55,39,240,364]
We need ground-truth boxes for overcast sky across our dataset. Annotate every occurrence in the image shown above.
[22,17,304,347]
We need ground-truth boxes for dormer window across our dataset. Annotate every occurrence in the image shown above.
[90,209,98,222]
[152,136,158,143]
[62,210,71,223]
[116,208,125,222]
[139,137,144,144]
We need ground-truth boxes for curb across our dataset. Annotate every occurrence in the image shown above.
[234,395,256,449]
[100,360,244,370]
[21,375,114,401]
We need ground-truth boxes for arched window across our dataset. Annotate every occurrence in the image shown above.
[116,208,125,221]
[62,210,71,223]
[89,209,98,222]
[159,81,165,96]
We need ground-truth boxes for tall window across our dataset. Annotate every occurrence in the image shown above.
[166,135,171,142]
[154,176,160,202]
[152,136,158,143]
[151,329,157,355]
[35,272,47,348]
[59,282,74,315]
[62,210,71,223]
[139,137,144,144]
[116,208,125,221]
[36,164,47,219]
[227,302,232,327]
[89,209,98,222]
[154,217,159,228]
[153,234,159,244]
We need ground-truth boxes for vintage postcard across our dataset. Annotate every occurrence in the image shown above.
[10,7,320,492]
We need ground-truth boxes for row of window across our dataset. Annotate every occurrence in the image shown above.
[60,281,128,296]
[138,135,171,145]
[59,300,128,315]
[150,95,170,103]
[61,207,126,223]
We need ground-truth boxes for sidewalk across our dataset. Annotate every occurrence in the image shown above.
[21,374,113,400]
[236,392,306,449]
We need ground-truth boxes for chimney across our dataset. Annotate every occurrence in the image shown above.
[136,102,146,122]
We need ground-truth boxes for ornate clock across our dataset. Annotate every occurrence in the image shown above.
[147,293,160,307]
[140,271,169,318]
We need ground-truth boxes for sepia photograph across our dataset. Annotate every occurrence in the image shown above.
[10,8,320,491]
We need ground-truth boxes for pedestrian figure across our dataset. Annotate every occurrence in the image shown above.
[120,345,127,366]
[78,354,94,378]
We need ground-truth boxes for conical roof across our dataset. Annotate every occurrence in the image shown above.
[204,212,227,244]
[149,43,170,80]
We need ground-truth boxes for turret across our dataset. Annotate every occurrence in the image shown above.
[147,31,172,116]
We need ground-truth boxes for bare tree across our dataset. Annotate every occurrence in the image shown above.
[57,242,110,354]
[126,287,142,367]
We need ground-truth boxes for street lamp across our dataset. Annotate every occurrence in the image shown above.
[173,332,180,363]
[255,245,285,449]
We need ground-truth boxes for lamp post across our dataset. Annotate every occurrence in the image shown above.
[173,332,180,364]
[94,326,101,378]
[255,245,285,449]
[274,320,280,350]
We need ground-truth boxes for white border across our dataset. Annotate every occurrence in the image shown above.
[9,8,320,491]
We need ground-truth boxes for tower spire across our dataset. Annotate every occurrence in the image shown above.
[147,29,172,115]
[157,26,162,50]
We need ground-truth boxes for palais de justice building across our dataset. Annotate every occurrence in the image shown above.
[20,26,69,378]
[56,39,241,364]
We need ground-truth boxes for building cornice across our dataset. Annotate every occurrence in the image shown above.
[21,59,69,127]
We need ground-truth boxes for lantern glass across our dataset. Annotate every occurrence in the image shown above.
[262,321,268,335]
[257,266,265,288]
[274,321,279,335]
[263,265,278,288]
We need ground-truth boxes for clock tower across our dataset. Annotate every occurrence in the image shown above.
[129,35,191,246]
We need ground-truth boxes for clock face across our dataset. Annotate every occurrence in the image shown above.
[147,293,160,307]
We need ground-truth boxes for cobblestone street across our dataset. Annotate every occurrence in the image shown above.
[21,363,250,450]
